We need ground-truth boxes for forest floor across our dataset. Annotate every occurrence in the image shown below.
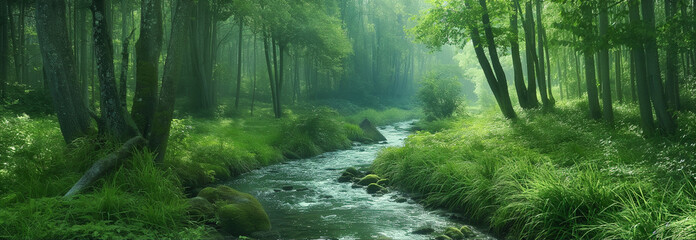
[0,102,420,239]
[373,100,696,240]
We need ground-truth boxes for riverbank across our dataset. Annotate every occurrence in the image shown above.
[372,100,696,239]
[0,106,420,239]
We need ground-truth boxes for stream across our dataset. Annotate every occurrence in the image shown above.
[226,121,496,240]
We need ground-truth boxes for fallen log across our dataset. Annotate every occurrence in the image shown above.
[64,136,146,197]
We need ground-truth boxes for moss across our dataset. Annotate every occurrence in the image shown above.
[187,197,215,222]
[344,167,362,177]
[377,179,390,186]
[358,174,381,186]
[337,174,354,183]
[366,183,386,194]
[444,226,465,240]
[197,186,271,236]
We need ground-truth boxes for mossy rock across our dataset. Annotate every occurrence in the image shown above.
[459,226,475,237]
[435,235,452,240]
[359,119,387,142]
[376,178,390,186]
[366,183,386,194]
[199,163,231,181]
[187,197,215,221]
[411,226,435,235]
[444,226,465,240]
[344,167,362,177]
[198,186,271,236]
[358,174,380,186]
[337,174,354,183]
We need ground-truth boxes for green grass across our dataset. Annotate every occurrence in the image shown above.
[0,104,410,239]
[372,100,696,240]
[343,107,422,125]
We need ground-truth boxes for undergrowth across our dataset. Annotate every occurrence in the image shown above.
[372,100,696,240]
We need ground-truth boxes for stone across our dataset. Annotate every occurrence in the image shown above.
[366,183,386,194]
[357,174,380,186]
[337,175,353,183]
[197,186,271,236]
[344,167,361,177]
[187,197,215,221]
[359,119,387,142]
[412,227,435,235]
[376,179,390,186]
[394,197,407,203]
[459,226,475,237]
[444,227,465,240]
[282,186,294,191]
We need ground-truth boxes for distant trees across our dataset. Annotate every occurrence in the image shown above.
[418,72,462,120]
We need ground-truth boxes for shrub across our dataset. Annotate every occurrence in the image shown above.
[417,72,463,120]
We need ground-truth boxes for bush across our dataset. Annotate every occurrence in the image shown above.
[417,72,463,120]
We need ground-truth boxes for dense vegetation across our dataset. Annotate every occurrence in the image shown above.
[1,0,695,239]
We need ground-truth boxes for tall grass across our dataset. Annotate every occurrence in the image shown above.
[372,100,696,239]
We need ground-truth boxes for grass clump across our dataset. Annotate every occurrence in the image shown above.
[344,107,422,126]
[276,108,352,158]
[372,100,696,240]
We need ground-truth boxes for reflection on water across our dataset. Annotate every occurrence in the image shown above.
[226,121,496,240]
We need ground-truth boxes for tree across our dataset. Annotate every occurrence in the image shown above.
[510,0,530,109]
[0,0,7,101]
[535,0,550,107]
[599,0,613,124]
[628,0,654,136]
[131,0,163,136]
[412,0,516,119]
[35,0,93,144]
[524,1,540,108]
[580,2,601,120]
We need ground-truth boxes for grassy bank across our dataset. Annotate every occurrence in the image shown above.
[0,106,419,238]
[372,100,696,239]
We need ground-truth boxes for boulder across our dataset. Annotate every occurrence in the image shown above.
[359,119,387,142]
[337,175,353,183]
[187,197,215,221]
[444,227,465,240]
[459,226,475,238]
[376,179,390,186]
[198,186,271,235]
[366,183,386,194]
[344,167,362,177]
[357,174,380,186]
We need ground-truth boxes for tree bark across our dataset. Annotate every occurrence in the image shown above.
[149,0,193,162]
[524,1,539,108]
[581,2,601,120]
[36,0,93,144]
[599,0,613,124]
[642,0,677,134]
[535,0,550,107]
[664,0,679,111]
[0,0,7,101]
[629,0,655,136]
[64,136,145,197]
[629,50,636,102]
[510,0,529,109]
[234,19,244,110]
[132,0,163,136]
[92,0,139,141]
[615,49,623,103]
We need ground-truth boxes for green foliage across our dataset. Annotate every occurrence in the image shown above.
[418,72,463,120]
[276,108,351,158]
[372,100,696,240]
[344,108,422,126]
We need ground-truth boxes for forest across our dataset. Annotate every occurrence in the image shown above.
[0,0,695,239]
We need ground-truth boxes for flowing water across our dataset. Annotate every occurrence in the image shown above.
[226,121,496,240]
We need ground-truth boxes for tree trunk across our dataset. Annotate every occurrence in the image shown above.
[524,1,539,107]
[581,2,601,120]
[132,0,163,136]
[599,0,613,124]
[119,30,133,109]
[251,33,257,116]
[263,34,278,117]
[535,0,550,107]
[149,0,193,162]
[629,0,655,136]
[36,0,93,143]
[642,0,677,135]
[0,0,7,101]
[615,49,623,103]
[92,0,139,141]
[574,49,582,98]
[510,0,529,109]
[234,19,243,110]
[664,0,680,111]
[629,50,636,102]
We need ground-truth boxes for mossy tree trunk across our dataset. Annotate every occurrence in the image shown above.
[628,0,655,136]
[599,0,613,124]
[131,0,163,136]
[510,0,529,109]
[524,1,539,108]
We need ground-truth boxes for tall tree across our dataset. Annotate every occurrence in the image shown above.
[535,0,550,107]
[35,0,93,143]
[614,49,623,103]
[581,1,601,119]
[628,0,654,136]
[234,17,244,110]
[92,0,139,141]
[131,0,163,136]
[524,1,540,108]
[664,0,679,111]
[0,0,7,101]
[510,0,530,109]
[642,0,677,134]
[599,0,613,123]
